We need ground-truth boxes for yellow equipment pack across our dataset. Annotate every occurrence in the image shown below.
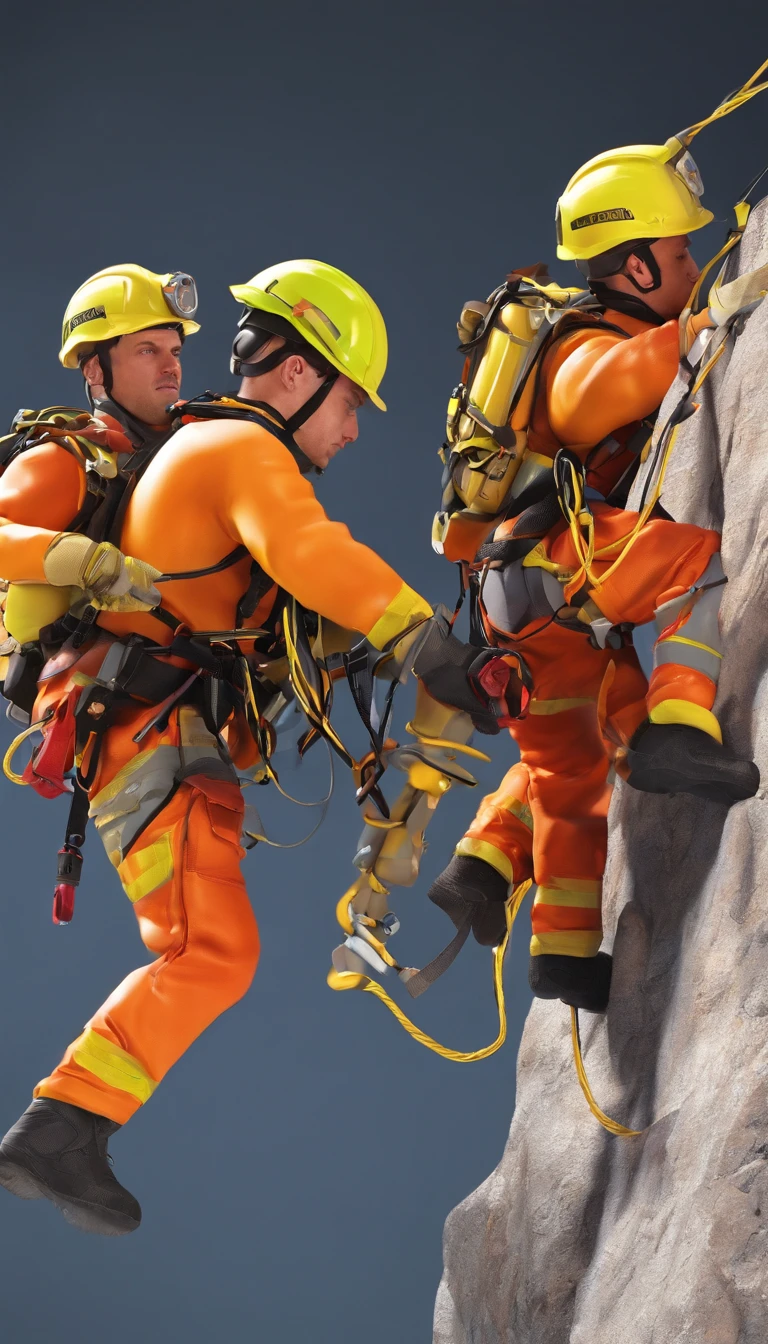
[431,267,610,563]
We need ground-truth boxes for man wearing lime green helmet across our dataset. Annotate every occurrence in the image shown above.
[0,258,522,1236]
[428,135,759,1016]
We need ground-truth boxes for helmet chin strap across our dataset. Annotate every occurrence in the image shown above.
[235,346,340,435]
[283,369,339,434]
[578,239,663,294]
[618,242,663,293]
[231,310,341,438]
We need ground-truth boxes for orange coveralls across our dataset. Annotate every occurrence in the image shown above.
[455,309,721,959]
[0,409,431,1123]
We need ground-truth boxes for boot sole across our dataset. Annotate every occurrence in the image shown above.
[626,762,757,805]
[0,1153,46,1201]
[0,1148,139,1236]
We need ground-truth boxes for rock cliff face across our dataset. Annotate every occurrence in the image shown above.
[434,201,768,1344]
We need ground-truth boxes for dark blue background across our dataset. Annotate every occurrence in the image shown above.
[0,4,766,1340]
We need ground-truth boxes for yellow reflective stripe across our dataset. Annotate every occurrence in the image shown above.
[535,879,601,909]
[529,696,595,715]
[506,797,533,831]
[455,837,513,884]
[72,1028,157,1104]
[660,634,722,658]
[89,747,156,812]
[118,833,174,904]
[649,699,722,743]
[366,583,432,651]
[530,930,602,958]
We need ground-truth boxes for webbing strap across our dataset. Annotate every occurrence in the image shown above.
[155,545,247,583]
[401,912,473,999]
[327,880,531,1063]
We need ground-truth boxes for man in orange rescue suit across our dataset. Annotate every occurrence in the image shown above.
[427,139,759,1014]
[0,260,522,1236]
[0,263,200,716]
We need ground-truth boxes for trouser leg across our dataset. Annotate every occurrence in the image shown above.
[518,703,609,961]
[34,724,259,1124]
[456,757,534,886]
[554,508,723,727]
[550,508,759,801]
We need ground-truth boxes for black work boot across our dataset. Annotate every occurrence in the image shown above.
[0,1099,141,1236]
[626,721,759,806]
[529,951,612,1013]
[428,854,510,947]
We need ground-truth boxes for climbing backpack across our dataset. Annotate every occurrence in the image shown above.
[0,405,142,716]
[430,265,634,564]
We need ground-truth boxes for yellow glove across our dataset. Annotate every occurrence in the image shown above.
[43,534,162,613]
[681,263,768,356]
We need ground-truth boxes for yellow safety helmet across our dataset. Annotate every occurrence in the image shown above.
[60,263,200,368]
[556,139,714,262]
[230,259,388,410]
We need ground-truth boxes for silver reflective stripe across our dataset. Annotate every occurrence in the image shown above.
[90,744,181,868]
[90,710,237,866]
[654,637,722,680]
[653,554,725,683]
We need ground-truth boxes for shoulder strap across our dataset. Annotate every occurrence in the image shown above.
[178,392,316,475]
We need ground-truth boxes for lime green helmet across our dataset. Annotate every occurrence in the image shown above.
[230,259,388,411]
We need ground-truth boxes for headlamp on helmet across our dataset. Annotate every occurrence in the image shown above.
[162,272,199,319]
[670,147,705,199]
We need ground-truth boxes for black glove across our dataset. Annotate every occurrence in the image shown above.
[410,614,530,734]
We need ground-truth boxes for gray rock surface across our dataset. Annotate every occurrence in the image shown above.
[434,199,768,1344]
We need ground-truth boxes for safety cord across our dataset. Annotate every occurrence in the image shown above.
[239,655,334,849]
[2,714,52,785]
[329,855,651,1126]
[328,879,531,1062]
[241,748,335,851]
[282,600,356,768]
[570,1008,644,1138]
[680,58,768,145]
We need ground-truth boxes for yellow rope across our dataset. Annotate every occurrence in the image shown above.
[332,873,652,1130]
[328,879,531,1062]
[570,1006,643,1138]
[282,601,353,763]
[561,265,737,602]
[2,717,49,786]
[684,58,768,142]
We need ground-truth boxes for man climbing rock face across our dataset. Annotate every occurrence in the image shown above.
[0,259,521,1236]
[428,137,760,1016]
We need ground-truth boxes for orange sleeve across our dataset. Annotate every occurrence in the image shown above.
[225,425,430,646]
[0,441,86,580]
[548,320,679,448]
